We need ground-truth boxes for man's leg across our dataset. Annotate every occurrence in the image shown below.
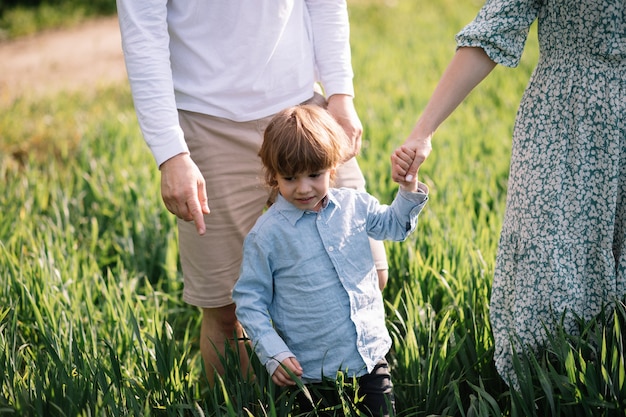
[376,268,389,291]
[200,304,249,386]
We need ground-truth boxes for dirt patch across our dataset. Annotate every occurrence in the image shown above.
[0,16,127,106]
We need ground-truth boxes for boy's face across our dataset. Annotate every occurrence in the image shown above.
[275,169,332,212]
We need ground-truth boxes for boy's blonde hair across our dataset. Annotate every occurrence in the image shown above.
[259,104,347,188]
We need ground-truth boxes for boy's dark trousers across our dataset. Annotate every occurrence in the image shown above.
[295,360,395,417]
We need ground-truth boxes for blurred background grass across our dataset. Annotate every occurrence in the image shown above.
[0,0,116,39]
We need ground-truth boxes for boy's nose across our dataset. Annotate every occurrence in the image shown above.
[296,179,311,193]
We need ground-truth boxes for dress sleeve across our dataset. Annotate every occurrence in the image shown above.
[455,0,541,67]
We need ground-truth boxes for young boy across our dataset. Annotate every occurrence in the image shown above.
[232,105,429,416]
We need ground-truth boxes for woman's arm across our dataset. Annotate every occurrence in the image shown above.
[393,47,497,183]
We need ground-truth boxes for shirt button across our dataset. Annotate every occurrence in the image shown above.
[328,246,334,251]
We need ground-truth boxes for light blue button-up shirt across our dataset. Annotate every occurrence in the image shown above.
[233,186,428,383]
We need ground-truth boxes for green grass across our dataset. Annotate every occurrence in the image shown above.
[1,0,625,416]
[0,0,116,40]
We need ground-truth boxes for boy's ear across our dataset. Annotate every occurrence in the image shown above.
[329,166,338,185]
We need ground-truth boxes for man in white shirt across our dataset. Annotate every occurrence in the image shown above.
[117,0,388,385]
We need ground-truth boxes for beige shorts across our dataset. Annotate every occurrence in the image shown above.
[178,106,388,308]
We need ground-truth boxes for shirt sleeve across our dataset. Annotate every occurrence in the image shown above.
[364,185,429,241]
[233,232,292,373]
[117,0,188,166]
[305,0,355,97]
[455,0,541,68]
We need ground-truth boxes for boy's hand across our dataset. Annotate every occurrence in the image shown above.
[272,357,303,387]
[391,145,419,192]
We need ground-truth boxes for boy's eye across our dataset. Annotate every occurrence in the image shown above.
[309,172,321,178]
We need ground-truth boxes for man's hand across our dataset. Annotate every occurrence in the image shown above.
[327,94,363,159]
[271,357,303,387]
[160,153,210,235]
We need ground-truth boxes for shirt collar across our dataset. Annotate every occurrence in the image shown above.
[274,189,341,226]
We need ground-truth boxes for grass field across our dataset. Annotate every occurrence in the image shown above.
[1,0,625,416]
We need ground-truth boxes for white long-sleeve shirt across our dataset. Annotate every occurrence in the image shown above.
[117,0,355,166]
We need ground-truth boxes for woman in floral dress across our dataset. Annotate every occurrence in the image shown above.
[392,0,625,384]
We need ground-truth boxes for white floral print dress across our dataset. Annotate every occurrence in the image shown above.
[456,0,625,384]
